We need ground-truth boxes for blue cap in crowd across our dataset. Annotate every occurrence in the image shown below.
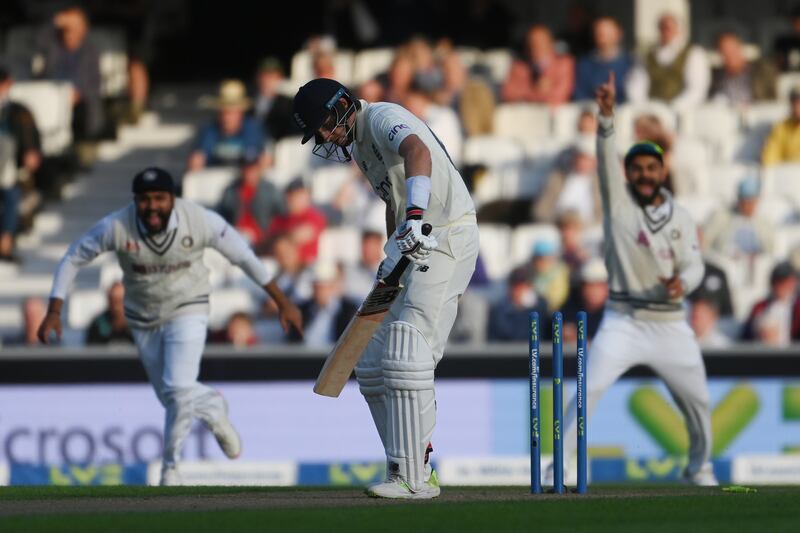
[532,240,558,257]
[737,176,760,199]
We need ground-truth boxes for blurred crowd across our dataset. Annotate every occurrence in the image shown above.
[2,4,800,349]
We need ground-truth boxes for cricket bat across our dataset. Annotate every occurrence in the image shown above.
[313,223,432,397]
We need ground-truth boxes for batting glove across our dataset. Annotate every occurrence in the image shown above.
[395,219,438,264]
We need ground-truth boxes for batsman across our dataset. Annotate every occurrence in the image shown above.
[558,71,717,486]
[293,78,479,499]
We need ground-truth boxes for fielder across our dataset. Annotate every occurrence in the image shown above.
[559,72,717,485]
[293,78,478,499]
[37,167,303,485]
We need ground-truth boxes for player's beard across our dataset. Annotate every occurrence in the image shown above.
[629,179,662,206]
[139,208,171,234]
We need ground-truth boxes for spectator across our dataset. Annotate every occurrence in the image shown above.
[527,240,570,312]
[573,17,636,102]
[289,261,357,346]
[344,228,384,302]
[210,311,258,347]
[709,32,778,105]
[533,136,601,225]
[563,257,608,342]
[557,210,592,286]
[86,281,133,345]
[741,262,800,345]
[306,35,339,80]
[403,83,463,166]
[377,51,417,104]
[253,57,300,144]
[501,24,575,106]
[553,107,597,173]
[703,176,774,260]
[217,152,284,250]
[37,5,103,166]
[268,232,313,303]
[690,229,735,318]
[631,13,710,107]
[189,80,265,170]
[0,67,42,262]
[688,295,731,349]
[488,266,549,342]
[761,85,800,166]
[266,178,327,265]
[772,7,800,72]
[4,297,48,346]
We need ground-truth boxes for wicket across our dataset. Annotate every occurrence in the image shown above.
[529,311,588,494]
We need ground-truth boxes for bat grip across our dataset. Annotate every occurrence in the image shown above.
[383,223,432,286]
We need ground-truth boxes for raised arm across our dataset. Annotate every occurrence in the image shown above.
[595,71,628,211]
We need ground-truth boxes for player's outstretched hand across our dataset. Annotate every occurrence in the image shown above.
[659,275,684,300]
[595,71,616,117]
[278,301,304,338]
[37,311,62,344]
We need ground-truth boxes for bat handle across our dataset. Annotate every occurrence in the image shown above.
[383,223,432,286]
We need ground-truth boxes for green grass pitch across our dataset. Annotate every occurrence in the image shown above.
[0,485,798,532]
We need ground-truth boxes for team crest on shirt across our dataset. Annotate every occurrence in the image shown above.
[671,228,681,240]
[125,240,140,253]
[181,236,194,249]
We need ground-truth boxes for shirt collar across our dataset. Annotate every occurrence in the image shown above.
[354,99,369,144]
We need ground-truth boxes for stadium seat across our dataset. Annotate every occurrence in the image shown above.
[777,72,800,101]
[9,81,73,156]
[309,165,354,206]
[709,163,759,206]
[462,136,526,204]
[272,135,314,189]
[455,47,482,70]
[209,288,256,330]
[318,226,361,265]
[476,224,512,281]
[735,103,790,162]
[773,224,800,261]
[92,27,129,97]
[352,48,394,85]
[675,194,721,226]
[615,100,677,149]
[678,104,740,163]
[67,289,107,330]
[510,223,560,266]
[670,137,712,196]
[756,196,794,226]
[290,49,354,86]
[479,48,512,84]
[493,104,551,142]
[551,102,597,141]
[181,167,238,208]
[762,163,800,208]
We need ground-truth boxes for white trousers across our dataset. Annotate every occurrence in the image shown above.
[562,309,713,477]
[131,314,227,468]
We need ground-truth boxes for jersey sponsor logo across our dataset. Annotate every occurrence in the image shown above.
[131,260,191,275]
[360,160,369,173]
[387,123,410,141]
[375,175,392,203]
[370,143,384,163]
[181,236,194,249]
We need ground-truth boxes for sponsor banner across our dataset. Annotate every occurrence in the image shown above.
[437,457,579,486]
[731,455,800,485]
[10,463,148,486]
[298,462,385,486]
[0,462,7,486]
[591,457,731,484]
[146,461,297,486]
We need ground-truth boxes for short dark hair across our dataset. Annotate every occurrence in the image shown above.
[0,66,10,83]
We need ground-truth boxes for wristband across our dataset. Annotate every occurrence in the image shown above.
[406,175,431,212]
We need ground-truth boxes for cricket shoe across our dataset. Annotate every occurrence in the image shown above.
[682,463,719,486]
[160,465,182,486]
[211,396,242,459]
[365,473,441,499]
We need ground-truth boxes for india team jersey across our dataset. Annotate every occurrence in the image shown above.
[596,115,705,321]
[351,100,475,229]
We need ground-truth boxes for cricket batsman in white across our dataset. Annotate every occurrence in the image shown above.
[37,167,303,485]
[557,72,717,485]
[293,78,478,498]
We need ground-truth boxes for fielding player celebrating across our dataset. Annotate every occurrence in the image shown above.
[559,72,717,486]
[37,167,303,485]
[293,79,478,499]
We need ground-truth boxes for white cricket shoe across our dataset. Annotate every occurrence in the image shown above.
[366,471,441,500]
[212,414,242,459]
[160,465,182,486]
[682,463,719,486]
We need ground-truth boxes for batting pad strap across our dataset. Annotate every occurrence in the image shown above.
[354,366,384,397]
[405,175,431,211]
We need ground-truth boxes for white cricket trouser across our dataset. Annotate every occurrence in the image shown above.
[562,309,713,477]
[131,314,227,469]
[355,223,479,464]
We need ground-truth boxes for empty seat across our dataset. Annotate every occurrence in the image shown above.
[209,288,256,330]
[551,102,597,141]
[615,101,677,149]
[774,224,800,260]
[675,195,721,226]
[479,48,513,84]
[756,196,794,226]
[762,163,800,207]
[309,165,354,205]
[272,135,314,188]
[463,135,526,167]
[477,224,512,281]
[318,226,361,265]
[67,289,107,330]
[670,137,712,196]
[181,167,238,208]
[493,103,551,142]
[455,47,482,70]
[9,81,73,156]
[290,49,354,86]
[709,163,759,206]
[678,104,740,162]
[777,72,800,101]
[352,48,394,85]
[510,223,560,266]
